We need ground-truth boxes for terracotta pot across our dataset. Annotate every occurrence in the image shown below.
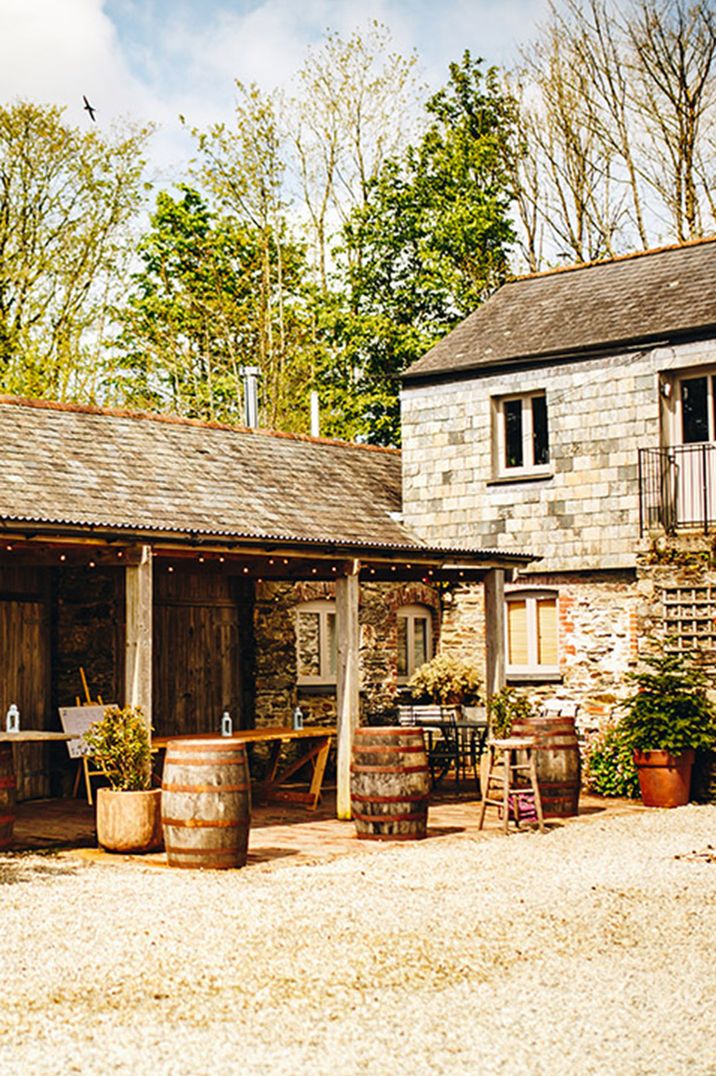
[96,787,163,853]
[633,749,695,808]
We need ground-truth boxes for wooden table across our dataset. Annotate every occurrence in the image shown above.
[0,732,76,743]
[0,732,76,848]
[152,726,335,811]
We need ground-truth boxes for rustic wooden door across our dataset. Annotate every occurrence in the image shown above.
[0,567,52,799]
[153,572,250,738]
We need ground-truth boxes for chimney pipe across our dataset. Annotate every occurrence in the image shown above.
[239,366,261,428]
[310,390,320,437]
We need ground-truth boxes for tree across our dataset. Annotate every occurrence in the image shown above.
[627,0,716,242]
[292,22,421,289]
[320,53,517,445]
[512,0,716,267]
[187,84,307,428]
[114,186,315,428]
[0,101,152,399]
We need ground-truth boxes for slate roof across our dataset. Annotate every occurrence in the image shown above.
[404,238,716,381]
[0,397,530,563]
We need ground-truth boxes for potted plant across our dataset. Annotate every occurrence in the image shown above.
[407,654,482,713]
[486,687,534,739]
[619,647,716,808]
[83,705,163,852]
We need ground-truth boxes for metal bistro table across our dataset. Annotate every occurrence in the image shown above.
[0,731,76,848]
[416,719,489,792]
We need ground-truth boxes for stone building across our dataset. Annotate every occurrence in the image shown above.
[401,238,716,723]
[0,397,525,808]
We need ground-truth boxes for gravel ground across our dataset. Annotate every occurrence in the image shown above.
[1,806,716,1075]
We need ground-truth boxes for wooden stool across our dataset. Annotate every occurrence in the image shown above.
[478,737,545,834]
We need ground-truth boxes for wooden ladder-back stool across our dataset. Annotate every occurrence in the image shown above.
[478,737,545,835]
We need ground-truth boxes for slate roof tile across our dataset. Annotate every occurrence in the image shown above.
[404,238,716,381]
[0,398,411,547]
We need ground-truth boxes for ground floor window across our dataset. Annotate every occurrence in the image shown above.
[296,600,336,685]
[506,590,558,677]
[397,604,433,681]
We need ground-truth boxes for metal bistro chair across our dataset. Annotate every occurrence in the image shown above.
[397,705,461,788]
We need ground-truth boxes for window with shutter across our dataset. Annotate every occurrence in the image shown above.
[506,590,559,677]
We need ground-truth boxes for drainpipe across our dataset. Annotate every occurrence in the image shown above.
[239,366,261,428]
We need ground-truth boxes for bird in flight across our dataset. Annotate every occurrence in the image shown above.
[83,95,97,122]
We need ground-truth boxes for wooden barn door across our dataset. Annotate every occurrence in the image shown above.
[0,567,52,799]
[153,572,253,738]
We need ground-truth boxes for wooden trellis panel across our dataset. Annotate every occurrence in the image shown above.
[662,585,716,661]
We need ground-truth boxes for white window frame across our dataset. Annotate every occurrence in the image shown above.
[494,390,551,478]
[296,600,336,686]
[397,604,434,683]
[505,588,559,677]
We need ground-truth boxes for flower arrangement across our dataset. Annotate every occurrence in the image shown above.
[82,705,152,792]
[407,654,481,706]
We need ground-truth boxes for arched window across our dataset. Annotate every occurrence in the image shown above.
[397,604,433,682]
[505,589,559,678]
[296,600,336,685]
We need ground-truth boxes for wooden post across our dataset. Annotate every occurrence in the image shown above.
[335,559,360,820]
[484,568,506,701]
[125,544,153,727]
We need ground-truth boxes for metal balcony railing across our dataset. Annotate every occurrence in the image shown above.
[639,443,716,535]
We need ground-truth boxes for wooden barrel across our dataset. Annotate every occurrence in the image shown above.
[350,726,429,841]
[0,744,16,849]
[512,714,581,817]
[161,739,251,869]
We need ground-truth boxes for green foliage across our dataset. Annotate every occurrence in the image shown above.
[83,706,152,792]
[487,687,535,738]
[583,722,640,799]
[113,186,314,428]
[327,52,519,445]
[408,654,481,705]
[619,647,716,755]
[0,101,152,401]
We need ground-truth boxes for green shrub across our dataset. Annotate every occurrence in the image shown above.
[487,687,535,738]
[83,705,152,791]
[620,646,716,755]
[407,655,481,705]
[583,722,640,798]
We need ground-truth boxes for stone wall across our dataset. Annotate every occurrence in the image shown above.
[52,566,124,711]
[401,338,716,573]
[253,579,440,727]
[441,571,639,726]
[635,535,716,673]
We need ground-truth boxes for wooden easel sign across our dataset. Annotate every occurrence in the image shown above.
[58,705,107,759]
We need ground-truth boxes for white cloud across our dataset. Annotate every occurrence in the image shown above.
[0,0,549,184]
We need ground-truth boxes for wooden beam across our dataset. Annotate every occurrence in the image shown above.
[125,544,153,727]
[484,568,506,701]
[335,558,360,820]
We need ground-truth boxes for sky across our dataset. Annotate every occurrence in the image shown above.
[0,0,549,182]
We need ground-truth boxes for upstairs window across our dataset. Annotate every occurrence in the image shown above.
[680,375,716,443]
[296,600,336,685]
[397,605,433,681]
[495,391,550,476]
[506,590,559,677]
